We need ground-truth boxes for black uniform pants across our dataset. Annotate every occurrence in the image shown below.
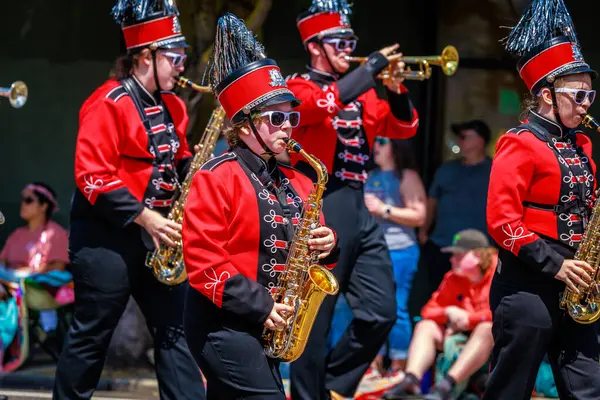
[290,187,397,399]
[484,277,600,400]
[184,289,286,400]
[53,220,205,400]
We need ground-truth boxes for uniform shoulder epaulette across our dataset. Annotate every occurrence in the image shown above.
[200,152,237,171]
[506,127,528,135]
[105,85,128,103]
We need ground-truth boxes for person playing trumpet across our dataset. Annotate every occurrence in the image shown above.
[285,1,419,399]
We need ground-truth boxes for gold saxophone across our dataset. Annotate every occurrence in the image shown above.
[560,113,600,323]
[262,138,340,362]
[145,76,225,285]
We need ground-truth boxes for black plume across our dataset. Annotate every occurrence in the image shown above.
[309,0,353,24]
[502,0,579,56]
[206,13,266,89]
[112,0,179,24]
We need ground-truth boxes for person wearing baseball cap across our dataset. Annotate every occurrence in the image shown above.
[451,119,491,147]
[383,229,496,400]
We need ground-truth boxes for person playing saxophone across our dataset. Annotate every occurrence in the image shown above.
[54,1,206,399]
[484,0,600,398]
[181,14,338,399]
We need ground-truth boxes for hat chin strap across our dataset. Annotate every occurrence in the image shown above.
[318,40,343,76]
[151,50,163,97]
[247,114,274,156]
[548,82,567,131]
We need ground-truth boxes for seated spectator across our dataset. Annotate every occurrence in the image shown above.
[0,182,72,372]
[383,229,496,400]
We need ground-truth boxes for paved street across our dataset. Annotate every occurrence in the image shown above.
[0,389,157,399]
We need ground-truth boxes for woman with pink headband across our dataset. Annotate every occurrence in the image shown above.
[0,182,71,372]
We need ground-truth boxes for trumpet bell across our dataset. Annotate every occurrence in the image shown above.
[439,45,459,76]
[0,81,28,108]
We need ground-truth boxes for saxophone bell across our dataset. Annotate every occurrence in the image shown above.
[560,112,600,323]
[262,138,339,362]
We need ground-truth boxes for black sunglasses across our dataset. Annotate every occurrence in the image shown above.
[21,196,37,205]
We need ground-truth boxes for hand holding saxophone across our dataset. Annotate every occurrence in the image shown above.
[309,226,336,259]
[135,208,182,248]
[265,303,295,331]
[555,259,594,293]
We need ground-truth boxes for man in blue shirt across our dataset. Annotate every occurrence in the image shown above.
[413,120,492,314]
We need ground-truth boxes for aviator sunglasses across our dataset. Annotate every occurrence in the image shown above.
[159,51,187,68]
[260,111,301,128]
[322,38,357,52]
[554,88,596,105]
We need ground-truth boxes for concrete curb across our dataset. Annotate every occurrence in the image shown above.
[0,373,157,392]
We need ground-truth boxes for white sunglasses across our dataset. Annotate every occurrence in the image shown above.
[322,38,357,52]
[260,111,300,128]
[159,51,187,68]
[554,88,596,105]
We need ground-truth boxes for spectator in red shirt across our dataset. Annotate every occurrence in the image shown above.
[383,229,496,400]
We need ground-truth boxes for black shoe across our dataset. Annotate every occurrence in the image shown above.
[382,378,422,400]
[422,388,451,400]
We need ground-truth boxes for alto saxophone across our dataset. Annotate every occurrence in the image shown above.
[262,139,340,362]
[560,113,600,323]
[145,79,225,285]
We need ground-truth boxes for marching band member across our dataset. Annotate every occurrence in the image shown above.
[181,14,338,399]
[53,1,205,399]
[484,0,600,398]
[285,1,418,398]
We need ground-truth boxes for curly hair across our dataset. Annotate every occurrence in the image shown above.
[222,114,265,147]
[519,77,567,122]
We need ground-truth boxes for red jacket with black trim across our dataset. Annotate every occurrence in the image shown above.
[182,148,338,325]
[285,66,418,186]
[487,111,596,278]
[71,78,192,228]
[421,256,496,331]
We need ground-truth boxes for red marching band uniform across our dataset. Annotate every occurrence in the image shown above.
[286,2,419,399]
[74,81,191,223]
[55,1,206,399]
[487,37,597,278]
[181,13,338,399]
[483,0,600,398]
[286,9,418,186]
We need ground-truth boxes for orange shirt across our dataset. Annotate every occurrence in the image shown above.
[421,255,497,330]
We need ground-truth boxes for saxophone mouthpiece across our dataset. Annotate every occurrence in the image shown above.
[581,114,600,132]
[284,138,303,153]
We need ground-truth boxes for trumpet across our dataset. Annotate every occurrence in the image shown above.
[177,76,212,93]
[0,81,28,108]
[346,45,459,81]
[582,114,600,132]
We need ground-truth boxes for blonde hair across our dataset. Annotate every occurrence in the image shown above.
[472,247,498,272]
